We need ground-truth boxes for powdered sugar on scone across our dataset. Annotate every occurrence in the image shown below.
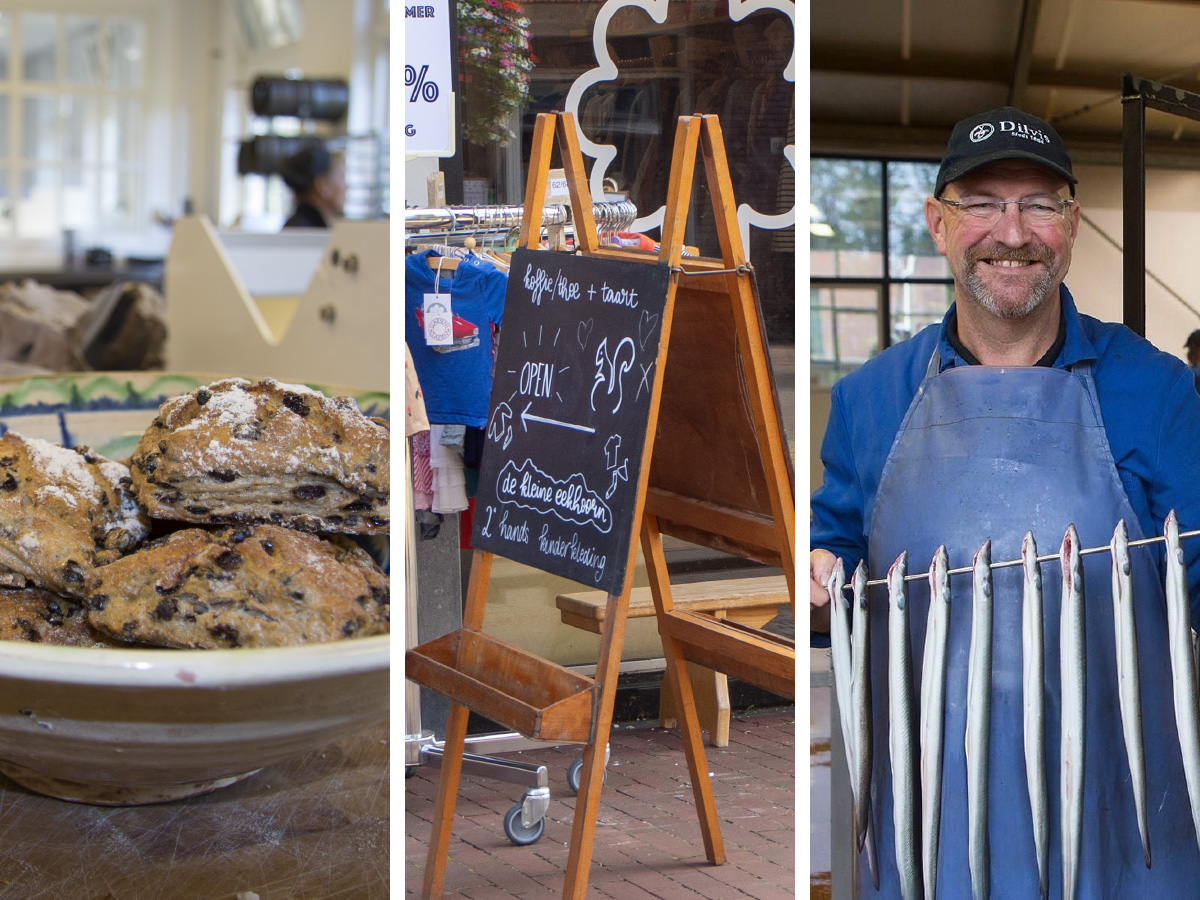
[19,436,100,509]
[269,378,323,398]
[173,385,260,435]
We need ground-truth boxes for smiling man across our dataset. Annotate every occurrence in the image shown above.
[811,107,1200,897]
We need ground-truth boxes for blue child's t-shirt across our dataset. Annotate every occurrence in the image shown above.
[405,249,508,427]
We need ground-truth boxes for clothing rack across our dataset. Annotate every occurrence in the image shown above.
[403,200,638,236]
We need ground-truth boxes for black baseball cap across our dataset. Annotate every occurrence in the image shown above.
[935,106,1077,198]
[1185,329,1200,350]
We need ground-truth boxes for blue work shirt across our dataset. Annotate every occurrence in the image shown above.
[811,285,1200,636]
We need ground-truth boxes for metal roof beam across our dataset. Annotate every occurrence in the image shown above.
[1009,0,1043,107]
[810,120,1200,169]
[811,48,1200,94]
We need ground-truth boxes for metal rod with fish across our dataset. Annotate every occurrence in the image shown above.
[1111,519,1150,868]
[1021,532,1049,899]
[888,551,922,899]
[852,560,880,890]
[1060,525,1086,900]
[920,545,950,900]
[1165,510,1200,853]
[966,540,992,900]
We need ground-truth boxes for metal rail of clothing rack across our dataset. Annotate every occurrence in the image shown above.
[404,200,637,845]
[403,200,639,248]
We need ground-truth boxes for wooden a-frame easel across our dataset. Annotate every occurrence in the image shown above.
[405,111,795,899]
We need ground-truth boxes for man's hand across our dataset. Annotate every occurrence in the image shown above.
[810,548,837,634]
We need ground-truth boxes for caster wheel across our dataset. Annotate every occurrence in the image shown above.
[566,757,607,794]
[503,803,546,845]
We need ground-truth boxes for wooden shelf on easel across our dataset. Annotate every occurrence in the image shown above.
[658,610,795,701]
[406,629,597,744]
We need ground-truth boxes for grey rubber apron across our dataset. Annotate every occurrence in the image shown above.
[863,356,1200,898]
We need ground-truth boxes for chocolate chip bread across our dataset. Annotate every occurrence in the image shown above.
[86,524,389,648]
[0,587,125,647]
[129,378,389,534]
[0,432,149,599]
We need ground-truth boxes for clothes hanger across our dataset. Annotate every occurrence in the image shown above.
[429,218,462,272]
[483,243,510,272]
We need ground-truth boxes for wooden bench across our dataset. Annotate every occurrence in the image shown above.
[555,574,790,747]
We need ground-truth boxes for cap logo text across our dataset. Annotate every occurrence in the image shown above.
[999,119,1049,144]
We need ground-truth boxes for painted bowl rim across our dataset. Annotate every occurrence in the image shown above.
[0,633,390,688]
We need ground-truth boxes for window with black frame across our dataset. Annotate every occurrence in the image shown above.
[810,157,956,386]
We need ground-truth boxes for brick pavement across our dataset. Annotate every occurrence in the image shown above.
[405,707,795,899]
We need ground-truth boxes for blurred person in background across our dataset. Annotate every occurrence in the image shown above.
[280,144,346,229]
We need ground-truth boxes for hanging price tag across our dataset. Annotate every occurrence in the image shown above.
[423,293,453,346]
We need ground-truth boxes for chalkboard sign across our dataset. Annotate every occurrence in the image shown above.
[472,247,672,593]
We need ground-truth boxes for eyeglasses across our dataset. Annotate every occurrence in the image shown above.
[938,196,1075,225]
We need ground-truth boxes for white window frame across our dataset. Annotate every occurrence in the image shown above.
[0,3,152,262]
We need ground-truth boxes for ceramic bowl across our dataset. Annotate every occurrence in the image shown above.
[0,372,390,805]
[0,636,389,805]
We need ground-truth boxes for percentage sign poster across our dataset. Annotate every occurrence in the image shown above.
[473,249,671,593]
[403,0,454,156]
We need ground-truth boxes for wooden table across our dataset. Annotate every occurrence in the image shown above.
[0,720,389,900]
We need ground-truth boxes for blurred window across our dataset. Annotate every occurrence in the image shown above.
[810,157,954,386]
[0,12,148,241]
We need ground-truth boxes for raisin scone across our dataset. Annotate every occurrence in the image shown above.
[85,524,390,648]
[130,378,389,534]
[0,432,149,599]
[0,587,126,647]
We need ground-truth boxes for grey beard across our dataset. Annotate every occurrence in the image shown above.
[963,262,1055,319]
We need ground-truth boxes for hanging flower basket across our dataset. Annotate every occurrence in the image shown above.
[458,0,535,145]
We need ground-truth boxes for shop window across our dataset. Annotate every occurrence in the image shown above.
[455,1,796,346]
[445,1,796,584]
[811,157,954,384]
[0,11,147,241]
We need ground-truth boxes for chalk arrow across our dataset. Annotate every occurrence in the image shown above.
[521,400,596,435]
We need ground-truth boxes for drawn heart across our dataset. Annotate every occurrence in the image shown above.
[577,318,594,349]
[638,310,659,349]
